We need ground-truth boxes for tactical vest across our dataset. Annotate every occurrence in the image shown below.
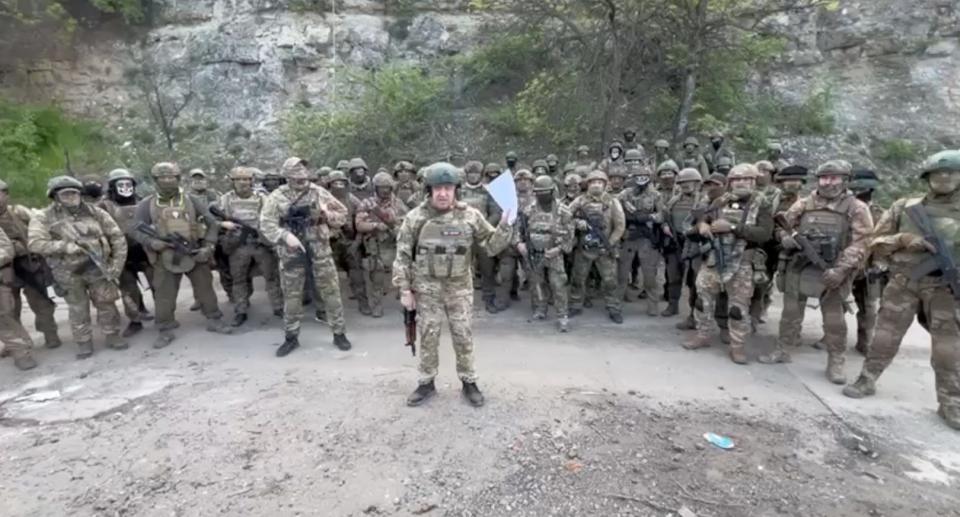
[668,193,698,232]
[0,208,28,247]
[225,193,262,229]
[48,205,109,274]
[681,155,700,170]
[350,180,375,201]
[527,206,558,252]
[414,211,473,279]
[706,194,758,280]
[459,185,488,214]
[796,195,853,268]
[362,198,404,266]
[396,182,418,206]
[623,189,658,241]
[891,198,960,276]
[149,193,201,243]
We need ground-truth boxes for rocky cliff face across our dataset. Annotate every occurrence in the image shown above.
[1,0,958,170]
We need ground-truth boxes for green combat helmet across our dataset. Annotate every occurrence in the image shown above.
[107,168,136,184]
[318,166,332,179]
[850,168,880,193]
[815,160,853,177]
[564,174,582,188]
[372,171,396,189]
[424,162,461,187]
[920,149,960,178]
[484,162,501,177]
[514,169,535,182]
[654,139,670,150]
[657,159,680,177]
[151,162,181,178]
[348,157,368,171]
[624,149,644,162]
[229,167,255,180]
[47,175,83,198]
[586,170,609,184]
[683,136,699,149]
[776,164,809,182]
[533,175,555,193]
[328,170,348,185]
[532,159,549,175]
[677,168,703,184]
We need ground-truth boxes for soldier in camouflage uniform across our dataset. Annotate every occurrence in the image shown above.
[683,164,773,364]
[80,174,105,205]
[133,163,232,348]
[656,159,680,200]
[261,170,285,193]
[568,171,626,322]
[394,163,512,407]
[749,160,784,330]
[618,164,664,316]
[607,162,628,196]
[314,166,333,188]
[575,145,596,170]
[260,157,352,356]
[663,168,704,321]
[518,175,575,332]
[766,141,790,174]
[545,154,561,178]
[504,151,520,176]
[679,137,710,177]
[213,167,284,327]
[326,170,369,315]
[601,141,625,171]
[1,225,38,370]
[622,127,646,157]
[0,179,61,349]
[348,158,374,201]
[652,140,671,169]
[760,161,874,385]
[187,168,230,308]
[842,151,960,430]
[460,161,501,314]
[99,169,151,337]
[393,160,418,207]
[29,176,128,358]
[356,171,409,318]
[705,131,735,173]
[493,168,534,310]
[848,168,886,355]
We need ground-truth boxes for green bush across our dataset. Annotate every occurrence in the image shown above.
[874,138,919,166]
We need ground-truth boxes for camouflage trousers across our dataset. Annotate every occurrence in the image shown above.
[363,247,397,314]
[230,243,283,315]
[478,248,498,299]
[570,248,620,313]
[776,268,849,354]
[496,250,521,302]
[331,238,367,309]
[0,276,34,358]
[617,238,661,300]
[414,275,477,385]
[695,261,753,347]
[59,269,122,343]
[117,264,149,323]
[12,282,58,339]
[153,262,223,331]
[852,274,883,352]
[858,273,960,410]
[277,241,345,335]
[529,254,568,317]
[665,250,698,311]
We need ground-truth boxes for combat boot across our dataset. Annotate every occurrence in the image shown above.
[758,349,791,364]
[231,312,248,328]
[532,309,546,320]
[719,328,731,345]
[842,375,876,399]
[139,309,155,321]
[644,300,658,317]
[557,316,569,333]
[358,302,372,316]
[189,301,201,311]
[43,331,62,349]
[608,310,623,324]
[273,308,284,318]
[333,333,352,351]
[76,341,94,359]
[728,345,747,365]
[122,321,143,338]
[660,301,678,318]
[826,354,846,385]
[276,332,300,357]
[153,331,175,349]
[484,296,499,314]
[206,319,233,335]
[104,333,129,351]
[407,381,436,406]
[13,352,37,371]
[371,305,384,318]
[937,405,960,431]
[683,334,712,350]
[675,314,696,330]
[462,381,485,407]
[568,307,582,317]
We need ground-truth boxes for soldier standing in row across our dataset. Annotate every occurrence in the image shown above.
[849,168,886,354]
[705,131,735,173]
[519,176,574,332]
[663,168,704,321]
[29,176,128,358]
[618,165,663,316]
[394,163,512,407]
[0,179,61,349]
[652,140,671,168]
[214,167,284,327]
[568,171,625,323]
[683,165,773,364]
[749,160,783,330]
[656,160,679,199]
[327,170,369,315]
[842,151,960,430]
[356,172,409,318]
[260,157,352,357]
[394,161,418,207]
[133,163,232,348]
[348,158,374,201]
[99,169,151,337]
[460,161,500,314]
[188,169,230,307]
[1,225,38,370]
[760,161,873,385]
[679,137,709,177]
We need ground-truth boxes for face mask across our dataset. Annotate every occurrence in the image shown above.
[610,149,621,160]
[376,186,392,200]
[659,175,675,188]
[263,178,282,192]
[191,179,207,192]
[929,171,960,195]
[115,180,135,198]
[624,133,635,142]
[718,167,731,176]
[780,180,802,194]
[756,174,770,188]
[711,139,722,150]
[565,185,580,198]
[506,159,517,169]
[83,183,103,198]
[351,169,366,184]
[547,163,558,173]
[234,179,253,196]
[536,193,554,207]
[587,184,604,197]
[732,185,753,198]
[330,182,348,197]
[633,176,651,191]
[156,178,180,198]
[855,190,873,203]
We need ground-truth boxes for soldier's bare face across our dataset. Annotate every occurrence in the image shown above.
[430,184,456,211]
[289,178,309,191]
[928,170,960,194]
[191,178,208,191]
[57,189,81,207]
[818,175,843,188]
[233,178,253,195]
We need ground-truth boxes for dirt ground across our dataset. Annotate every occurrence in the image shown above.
[1,279,959,517]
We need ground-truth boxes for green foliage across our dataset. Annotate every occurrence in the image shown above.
[873,138,919,166]
[89,0,146,23]
[455,32,551,94]
[287,0,335,13]
[0,100,118,206]
[283,64,449,167]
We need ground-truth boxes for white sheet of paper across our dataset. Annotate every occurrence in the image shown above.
[484,171,518,224]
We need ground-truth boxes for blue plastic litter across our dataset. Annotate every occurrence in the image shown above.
[704,432,735,449]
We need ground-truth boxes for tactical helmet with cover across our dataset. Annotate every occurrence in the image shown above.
[107,168,136,184]
[677,168,703,183]
[47,175,83,198]
[920,150,960,178]
[533,175,555,192]
[424,162,461,187]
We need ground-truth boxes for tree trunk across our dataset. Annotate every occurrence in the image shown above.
[673,66,697,143]
[672,0,709,144]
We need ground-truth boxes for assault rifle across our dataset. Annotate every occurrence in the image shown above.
[517,210,544,302]
[208,205,260,245]
[134,222,199,259]
[906,204,960,302]
[12,255,54,302]
[280,204,314,269]
[51,221,117,285]
[575,210,610,252]
[773,213,836,270]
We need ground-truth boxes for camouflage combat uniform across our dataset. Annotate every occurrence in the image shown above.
[327,171,368,313]
[618,179,664,316]
[355,173,409,317]
[1,225,37,369]
[459,164,501,313]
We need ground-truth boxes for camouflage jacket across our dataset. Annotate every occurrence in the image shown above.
[779,191,874,278]
[514,201,576,257]
[350,179,375,202]
[28,201,127,278]
[356,194,409,251]
[618,187,664,241]
[260,184,347,247]
[870,191,959,278]
[677,152,709,177]
[0,225,12,268]
[567,192,626,247]
[392,202,511,291]
[0,204,34,257]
